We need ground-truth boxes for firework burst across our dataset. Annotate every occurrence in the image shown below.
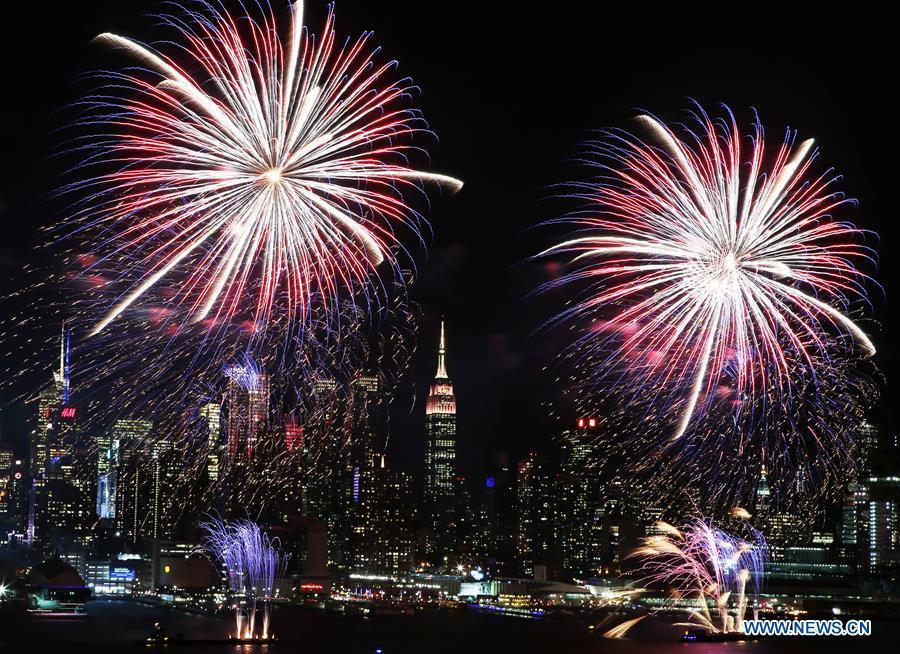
[633,517,767,633]
[200,516,289,640]
[541,104,878,505]
[73,0,460,338]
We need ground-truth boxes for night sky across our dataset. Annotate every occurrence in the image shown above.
[1,2,897,482]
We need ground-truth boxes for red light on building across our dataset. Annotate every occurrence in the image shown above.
[60,407,77,419]
[577,417,598,429]
[284,416,303,451]
[588,418,596,428]
[577,418,585,428]
[299,583,324,593]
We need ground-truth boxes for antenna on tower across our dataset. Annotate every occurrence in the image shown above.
[54,321,71,404]
[435,317,448,379]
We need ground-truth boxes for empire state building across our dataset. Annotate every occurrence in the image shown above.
[424,320,456,511]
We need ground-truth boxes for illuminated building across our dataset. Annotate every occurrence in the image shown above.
[298,378,341,529]
[303,378,349,569]
[1,450,27,538]
[111,419,178,544]
[840,483,865,556]
[755,465,809,560]
[556,419,602,578]
[284,415,303,452]
[424,320,457,555]
[516,452,553,577]
[221,362,270,515]
[865,479,899,572]
[352,455,415,575]
[342,374,386,568]
[348,374,381,490]
[95,431,113,520]
[856,421,879,480]
[153,540,218,590]
[223,362,269,461]
[200,402,222,482]
[85,558,145,596]
[0,445,14,519]
[297,373,388,572]
[755,465,771,514]
[451,474,480,566]
[27,325,94,554]
[841,476,900,574]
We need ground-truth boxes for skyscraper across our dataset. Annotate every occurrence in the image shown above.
[556,419,602,578]
[111,419,178,545]
[296,374,388,572]
[95,430,113,521]
[223,362,269,461]
[351,455,415,575]
[299,378,341,524]
[221,361,270,516]
[0,445,15,524]
[516,452,553,578]
[0,452,27,541]
[28,325,91,555]
[840,476,900,574]
[480,452,516,575]
[423,320,457,555]
[200,402,222,482]
[283,415,303,452]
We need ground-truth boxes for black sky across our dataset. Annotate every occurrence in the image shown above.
[1,2,897,481]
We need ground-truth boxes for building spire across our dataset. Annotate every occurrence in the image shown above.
[435,318,448,379]
[54,322,71,404]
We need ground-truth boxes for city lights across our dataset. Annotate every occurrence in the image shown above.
[0,2,894,653]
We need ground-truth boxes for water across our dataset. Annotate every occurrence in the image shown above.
[1,600,895,653]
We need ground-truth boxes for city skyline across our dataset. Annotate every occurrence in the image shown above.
[1,2,898,484]
[0,2,898,650]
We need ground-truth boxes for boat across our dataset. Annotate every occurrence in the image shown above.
[679,628,762,642]
[137,622,280,647]
[138,634,280,647]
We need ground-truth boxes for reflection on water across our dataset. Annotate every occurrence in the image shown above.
[0,600,894,654]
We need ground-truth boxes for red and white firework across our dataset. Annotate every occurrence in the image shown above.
[74,0,460,337]
[543,105,875,442]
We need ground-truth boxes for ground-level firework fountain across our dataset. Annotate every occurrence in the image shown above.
[201,518,289,641]
[633,516,767,634]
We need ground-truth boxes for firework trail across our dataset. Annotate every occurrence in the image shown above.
[633,517,767,633]
[200,517,289,639]
[601,615,646,639]
[540,104,879,506]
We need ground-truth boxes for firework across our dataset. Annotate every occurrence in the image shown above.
[541,104,878,505]
[200,517,289,639]
[601,615,646,639]
[633,517,767,633]
[75,0,460,337]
